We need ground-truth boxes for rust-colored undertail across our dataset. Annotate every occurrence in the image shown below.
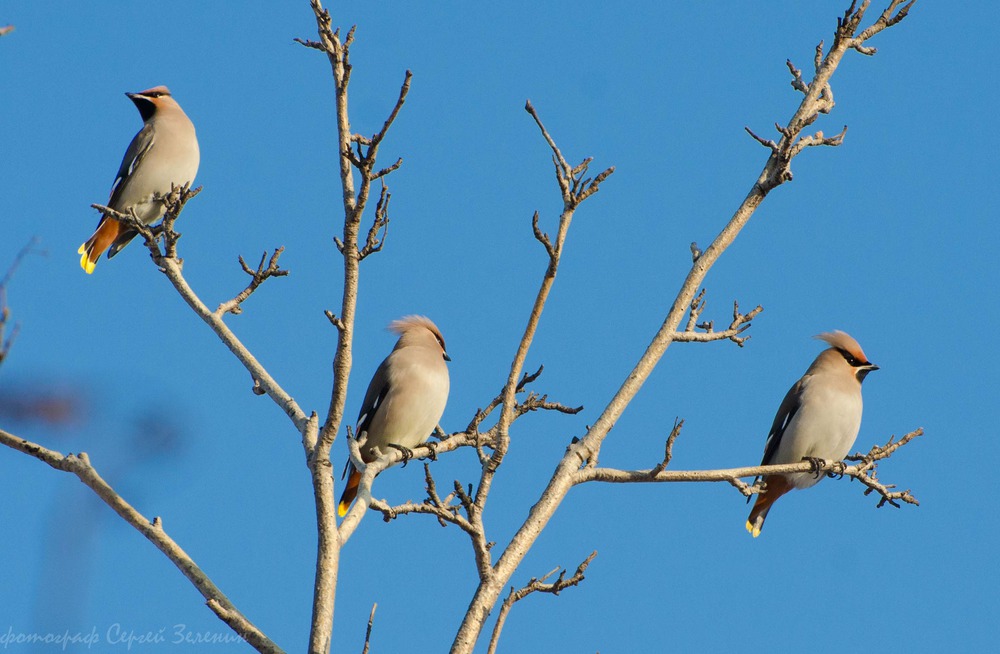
[337,466,362,517]
[746,475,793,538]
[77,216,122,274]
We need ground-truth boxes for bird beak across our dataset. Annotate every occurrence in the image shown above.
[857,362,879,382]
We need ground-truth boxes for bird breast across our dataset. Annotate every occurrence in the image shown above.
[361,354,449,455]
[113,126,199,224]
[773,378,863,489]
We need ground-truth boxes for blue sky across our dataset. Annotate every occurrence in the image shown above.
[1,1,996,652]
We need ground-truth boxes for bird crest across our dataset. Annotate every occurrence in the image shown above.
[389,315,446,350]
[815,330,869,364]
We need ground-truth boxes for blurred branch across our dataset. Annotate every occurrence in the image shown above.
[0,237,44,368]
[0,388,82,427]
[0,25,14,38]
[0,428,283,654]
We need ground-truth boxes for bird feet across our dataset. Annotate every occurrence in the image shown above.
[422,440,439,462]
[387,443,416,467]
[802,456,827,479]
[826,460,847,479]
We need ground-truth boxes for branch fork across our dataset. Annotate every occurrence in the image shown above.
[215,249,289,316]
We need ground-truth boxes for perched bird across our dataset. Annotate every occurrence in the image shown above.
[338,316,451,517]
[746,331,879,538]
[78,86,200,273]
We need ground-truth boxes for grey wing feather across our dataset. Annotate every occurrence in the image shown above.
[340,358,392,480]
[107,123,156,212]
[103,124,157,258]
[355,358,392,445]
[747,378,804,504]
[759,378,804,466]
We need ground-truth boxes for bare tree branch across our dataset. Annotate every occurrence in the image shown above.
[675,296,763,347]
[2,4,921,653]
[450,4,917,651]
[0,428,283,654]
[486,551,598,654]
[573,429,923,513]
[649,418,684,476]
[482,98,613,510]
[359,183,391,260]
[136,253,309,430]
[297,2,417,650]
[360,603,377,654]
[843,428,922,507]
[369,464,494,581]
[91,186,312,427]
[91,183,201,266]
[0,25,14,37]
[215,249,290,317]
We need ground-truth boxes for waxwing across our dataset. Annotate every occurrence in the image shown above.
[746,331,878,537]
[79,86,199,273]
[338,316,451,517]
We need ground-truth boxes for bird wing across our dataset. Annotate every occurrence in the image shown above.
[339,359,392,480]
[357,361,391,434]
[759,377,805,466]
[106,122,156,212]
[747,377,804,504]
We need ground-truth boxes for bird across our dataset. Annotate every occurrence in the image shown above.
[78,86,200,274]
[746,331,879,538]
[338,316,451,517]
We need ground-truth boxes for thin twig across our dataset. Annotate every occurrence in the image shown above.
[486,552,597,654]
[361,603,377,654]
[649,419,684,476]
[215,248,290,317]
[674,301,764,347]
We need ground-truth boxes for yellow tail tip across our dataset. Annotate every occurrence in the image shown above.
[745,520,761,538]
[79,249,96,274]
[337,501,350,517]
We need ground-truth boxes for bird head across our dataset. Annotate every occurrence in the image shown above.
[125,85,175,121]
[389,315,451,362]
[814,330,879,383]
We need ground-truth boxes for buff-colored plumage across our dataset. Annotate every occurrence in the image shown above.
[79,86,199,273]
[746,331,878,537]
[338,316,451,517]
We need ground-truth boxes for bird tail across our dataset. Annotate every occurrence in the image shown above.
[337,465,361,517]
[745,475,792,538]
[78,216,122,274]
